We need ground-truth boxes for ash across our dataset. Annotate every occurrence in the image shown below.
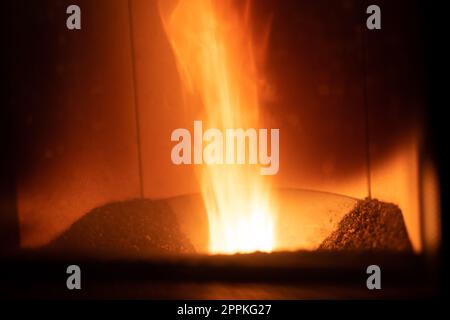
[319,198,413,252]
[47,199,195,258]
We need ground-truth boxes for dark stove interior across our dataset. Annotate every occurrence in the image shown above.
[2,0,442,300]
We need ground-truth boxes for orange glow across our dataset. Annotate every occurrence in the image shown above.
[160,0,276,254]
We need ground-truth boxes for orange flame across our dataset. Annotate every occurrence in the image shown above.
[160,0,275,254]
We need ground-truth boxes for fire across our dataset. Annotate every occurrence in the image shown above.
[160,0,275,254]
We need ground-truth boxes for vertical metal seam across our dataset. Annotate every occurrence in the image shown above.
[361,17,372,199]
[127,0,144,198]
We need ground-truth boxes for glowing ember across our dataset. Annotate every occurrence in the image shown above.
[160,0,276,254]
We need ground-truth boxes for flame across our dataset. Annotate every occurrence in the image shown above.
[160,0,275,254]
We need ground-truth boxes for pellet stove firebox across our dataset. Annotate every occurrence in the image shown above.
[1,0,441,299]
